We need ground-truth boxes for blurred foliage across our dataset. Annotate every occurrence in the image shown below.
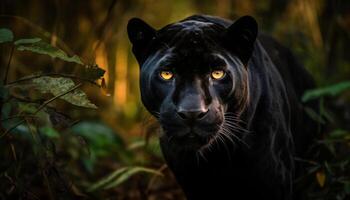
[0,0,349,199]
[15,38,83,65]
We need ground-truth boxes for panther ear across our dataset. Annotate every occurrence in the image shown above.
[224,16,258,65]
[127,18,156,63]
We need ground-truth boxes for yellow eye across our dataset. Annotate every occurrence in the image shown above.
[160,70,174,80]
[211,70,225,80]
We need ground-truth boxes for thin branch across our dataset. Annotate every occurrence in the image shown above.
[0,83,83,138]
[1,114,37,122]
[34,83,82,114]
[6,73,100,87]
[3,45,14,84]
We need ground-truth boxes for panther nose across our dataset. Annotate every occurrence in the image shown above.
[177,109,208,121]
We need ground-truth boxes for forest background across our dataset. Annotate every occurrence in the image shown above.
[0,0,349,199]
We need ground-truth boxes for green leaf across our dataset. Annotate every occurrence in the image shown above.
[304,107,325,124]
[87,167,129,192]
[31,76,97,108]
[129,137,163,159]
[302,81,350,102]
[104,167,163,189]
[329,129,349,139]
[1,101,31,136]
[39,126,60,138]
[88,166,163,191]
[15,38,83,65]
[0,28,14,43]
[71,121,124,155]
[18,102,37,113]
[14,38,41,45]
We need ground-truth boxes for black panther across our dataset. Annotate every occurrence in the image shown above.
[127,15,318,200]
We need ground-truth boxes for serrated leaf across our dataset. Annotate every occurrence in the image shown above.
[316,170,326,187]
[15,38,83,65]
[0,28,13,43]
[302,81,350,102]
[32,76,97,109]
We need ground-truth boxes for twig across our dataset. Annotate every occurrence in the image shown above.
[3,45,14,84]
[1,114,37,122]
[6,73,100,87]
[0,83,83,138]
[34,83,82,114]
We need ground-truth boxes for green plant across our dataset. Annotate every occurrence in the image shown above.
[299,83,350,199]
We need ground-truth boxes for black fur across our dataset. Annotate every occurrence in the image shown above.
[127,15,318,200]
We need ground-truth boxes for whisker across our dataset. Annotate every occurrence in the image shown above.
[223,117,250,131]
[224,112,247,124]
[222,124,250,148]
[216,132,232,162]
[220,127,236,146]
[224,122,251,134]
[224,116,247,125]
[197,149,208,162]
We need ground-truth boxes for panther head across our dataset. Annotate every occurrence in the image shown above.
[127,16,258,151]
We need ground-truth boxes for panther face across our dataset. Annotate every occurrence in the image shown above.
[128,16,257,151]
